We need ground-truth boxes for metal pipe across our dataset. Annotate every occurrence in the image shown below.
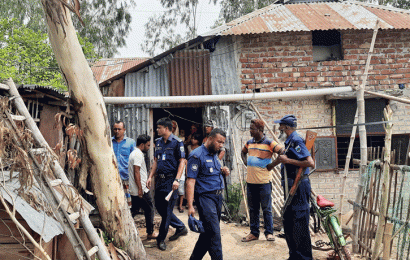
[104,86,353,104]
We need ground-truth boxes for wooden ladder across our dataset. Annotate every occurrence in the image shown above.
[0,80,110,260]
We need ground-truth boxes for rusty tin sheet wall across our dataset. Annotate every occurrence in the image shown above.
[168,49,211,96]
[106,104,150,142]
[210,37,241,95]
[106,63,171,140]
[125,64,169,101]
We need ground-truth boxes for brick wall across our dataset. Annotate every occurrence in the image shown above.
[239,29,410,93]
[235,29,410,212]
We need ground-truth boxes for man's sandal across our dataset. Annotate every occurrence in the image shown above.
[265,234,275,241]
[241,233,258,242]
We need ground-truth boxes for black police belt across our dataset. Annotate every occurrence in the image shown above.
[157,172,176,179]
[200,189,223,195]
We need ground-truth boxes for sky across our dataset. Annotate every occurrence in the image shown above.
[115,0,221,58]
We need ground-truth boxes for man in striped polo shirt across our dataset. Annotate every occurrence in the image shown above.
[241,119,284,242]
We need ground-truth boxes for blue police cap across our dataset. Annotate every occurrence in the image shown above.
[274,115,297,128]
[188,215,205,233]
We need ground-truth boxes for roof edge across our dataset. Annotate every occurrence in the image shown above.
[99,36,213,87]
[348,0,410,14]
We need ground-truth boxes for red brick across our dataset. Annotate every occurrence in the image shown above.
[306,82,320,87]
[321,61,337,66]
[321,71,342,77]
[292,83,306,88]
[298,77,312,82]
[301,57,312,61]
[268,78,282,83]
[390,74,404,79]
[249,63,262,68]
[267,57,282,62]
[246,53,259,58]
[374,75,389,80]
[283,57,299,62]
[390,64,404,69]
[277,72,291,77]
[330,66,344,71]
[241,79,255,84]
[374,64,390,70]
[299,67,312,72]
[330,77,343,82]
[282,77,297,82]
[306,72,320,77]
[267,68,281,73]
[381,69,394,75]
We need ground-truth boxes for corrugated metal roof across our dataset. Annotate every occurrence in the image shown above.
[202,1,410,36]
[0,171,64,243]
[18,84,68,99]
[91,58,148,84]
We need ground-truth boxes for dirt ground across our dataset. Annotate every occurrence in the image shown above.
[135,209,359,260]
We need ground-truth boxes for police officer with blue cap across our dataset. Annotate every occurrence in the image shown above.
[186,128,230,260]
[147,117,187,251]
[267,115,315,260]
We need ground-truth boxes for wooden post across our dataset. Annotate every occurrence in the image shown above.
[364,90,410,105]
[231,114,251,221]
[382,223,394,260]
[5,79,111,260]
[371,105,393,260]
[339,109,358,228]
[352,19,379,253]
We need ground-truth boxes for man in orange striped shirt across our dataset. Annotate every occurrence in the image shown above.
[241,119,284,243]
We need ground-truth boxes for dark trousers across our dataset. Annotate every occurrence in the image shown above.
[247,182,273,237]
[283,208,313,260]
[131,193,155,235]
[155,190,186,243]
[190,193,223,260]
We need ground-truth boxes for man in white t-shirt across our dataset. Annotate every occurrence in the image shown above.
[129,134,158,239]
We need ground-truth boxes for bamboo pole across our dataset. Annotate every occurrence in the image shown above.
[353,19,380,253]
[0,186,51,260]
[372,105,393,259]
[363,90,410,105]
[5,79,111,260]
[339,109,358,228]
[231,115,251,221]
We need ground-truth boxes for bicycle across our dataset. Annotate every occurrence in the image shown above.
[310,193,352,260]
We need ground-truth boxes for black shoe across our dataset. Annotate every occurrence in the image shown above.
[169,227,188,241]
[157,241,166,251]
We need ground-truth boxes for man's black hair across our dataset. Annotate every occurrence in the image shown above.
[157,117,173,131]
[137,134,151,146]
[192,133,204,144]
[113,121,125,129]
[209,128,226,138]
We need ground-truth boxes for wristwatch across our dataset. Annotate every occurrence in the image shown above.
[175,178,181,183]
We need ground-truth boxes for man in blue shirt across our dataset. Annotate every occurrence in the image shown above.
[112,121,136,207]
[267,115,315,260]
[147,117,187,251]
[186,128,230,260]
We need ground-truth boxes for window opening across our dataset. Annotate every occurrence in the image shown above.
[335,98,387,169]
[312,30,342,62]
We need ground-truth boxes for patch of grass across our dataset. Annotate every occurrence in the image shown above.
[226,182,245,222]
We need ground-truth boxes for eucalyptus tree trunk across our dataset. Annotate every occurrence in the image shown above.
[40,1,145,259]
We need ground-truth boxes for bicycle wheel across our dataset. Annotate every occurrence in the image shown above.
[329,223,352,260]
